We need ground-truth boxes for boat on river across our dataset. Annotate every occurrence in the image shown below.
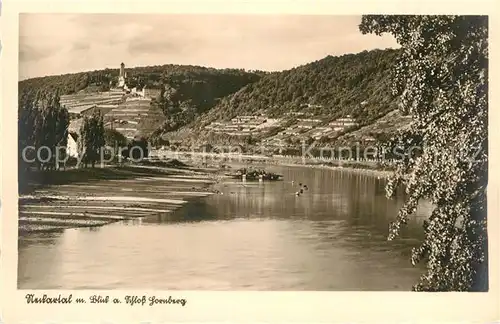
[227,168,283,181]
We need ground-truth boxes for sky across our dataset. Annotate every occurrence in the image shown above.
[19,14,398,80]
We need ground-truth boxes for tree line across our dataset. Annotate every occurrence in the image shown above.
[18,89,70,171]
[190,48,401,130]
[19,64,264,147]
[19,64,263,98]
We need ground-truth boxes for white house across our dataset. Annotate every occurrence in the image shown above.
[67,133,79,158]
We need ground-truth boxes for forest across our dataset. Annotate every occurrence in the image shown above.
[19,64,265,141]
[19,64,264,100]
[151,68,263,134]
[150,47,404,148]
[189,48,401,129]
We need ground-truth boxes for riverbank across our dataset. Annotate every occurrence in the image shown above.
[262,158,394,178]
[18,155,395,234]
[18,160,222,234]
[159,151,395,179]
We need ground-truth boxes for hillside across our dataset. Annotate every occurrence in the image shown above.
[335,109,412,144]
[19,64,264,140]
[19,64,265,96]
[19,49,408,149]
[149,68,264,136]
[161,48,404,147]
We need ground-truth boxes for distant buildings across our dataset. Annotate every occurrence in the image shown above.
[58,62,169,148]
[115,63,161,100]
[297,118,322,123]
[203,108,362,148]
[296,122,318,130]
[329,115,359,132]
[204,115,282,136]
[280,127,302,136]
[295,103,324,110]
[362,136,376,143]
[287,111,307,117]
[311,127,333,140]
[258,113,362,146]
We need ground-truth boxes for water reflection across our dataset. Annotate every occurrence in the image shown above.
[17,231,65,289]
[18,166,428,290]
[205,166,426,238]
[142,199,219,224]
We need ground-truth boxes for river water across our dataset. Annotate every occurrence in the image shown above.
[18,165,430,290]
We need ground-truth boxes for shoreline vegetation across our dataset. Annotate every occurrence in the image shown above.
[18,155,393,235]
[18,159,223,235]
[152,151,395,178]
[261,158,393,178]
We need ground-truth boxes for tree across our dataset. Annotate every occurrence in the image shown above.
[360,15,488,291]
[104,128,128,161]
[79,112,105,168]
[18,89,69,171]
[149,132,170,147]
[104,128,128,148]
[18,89,39,171]
[54,94,70,168]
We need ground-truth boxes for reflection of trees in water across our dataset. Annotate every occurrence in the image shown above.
[18,231,63,249]
[18,231,65,288]
[209,183,289,219]
[331,171,426,240]
[142,199,220,224]
[216,169,349,221]
[146,166,430,242]
[204,168,402,226]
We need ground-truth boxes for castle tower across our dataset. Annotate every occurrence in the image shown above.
[118,62,126,88]
[120,62,125,77]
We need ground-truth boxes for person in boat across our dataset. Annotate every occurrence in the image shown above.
[300,188,304,194]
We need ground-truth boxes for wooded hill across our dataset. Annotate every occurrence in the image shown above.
[164,48,404,144]
[19,64,265,139]
[19,64,265,96]
[19,48,406,147]
[212,48,400,123]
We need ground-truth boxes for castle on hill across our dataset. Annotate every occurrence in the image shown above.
[118,62,127,88]
[115,62,149,98]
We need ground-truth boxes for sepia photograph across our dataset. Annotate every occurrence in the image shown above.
[15,12,489,294]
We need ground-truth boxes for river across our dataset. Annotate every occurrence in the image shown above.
[18,165,430,290]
